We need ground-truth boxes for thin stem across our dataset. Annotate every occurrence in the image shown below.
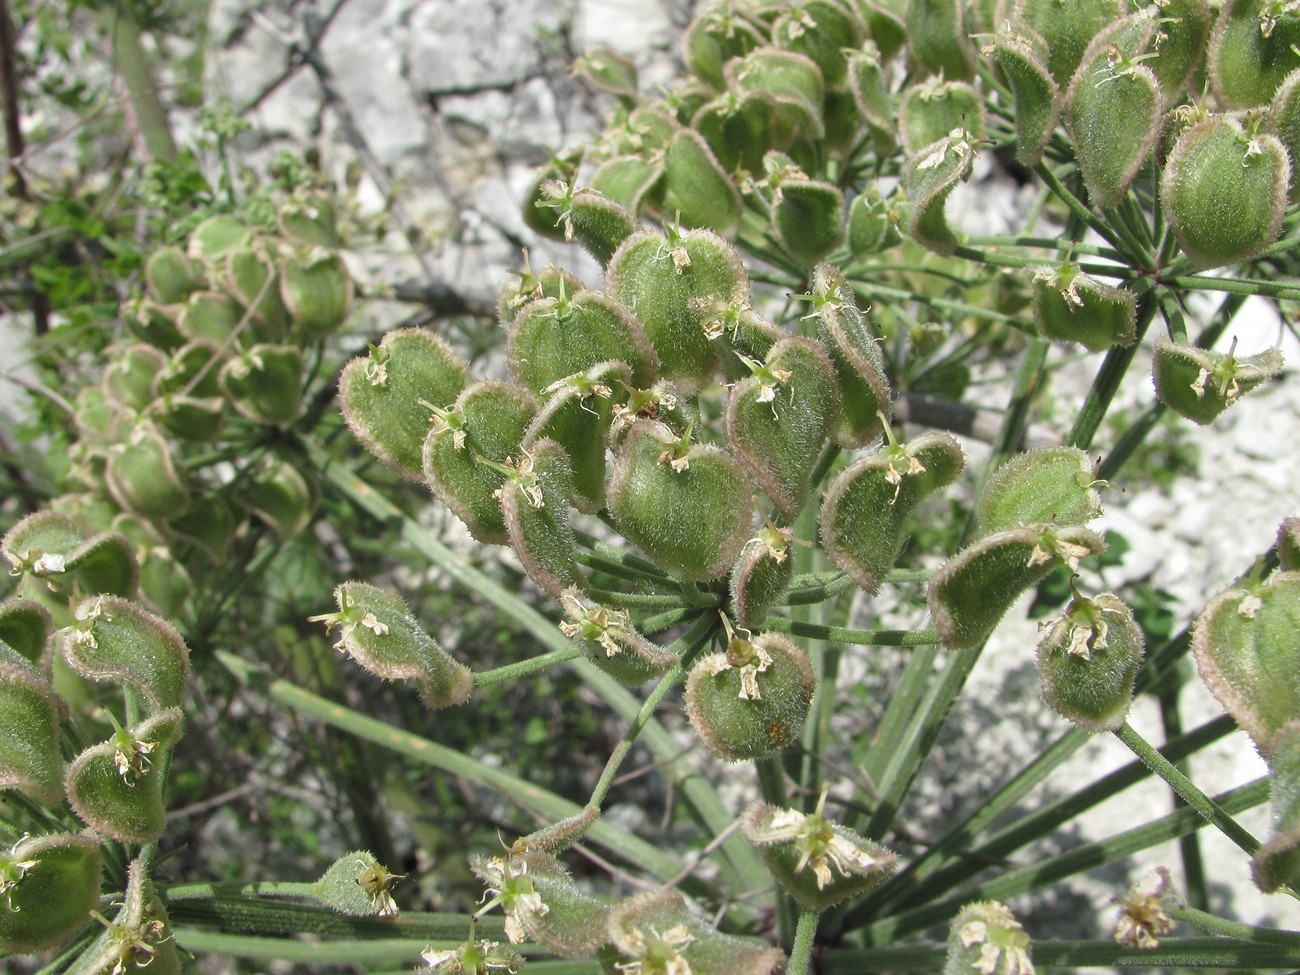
[473,647,583,688]
[761,617,939,647]
[1035,163,1126,252]
[787,910,822,975]
[1113,723,1260,857]
[587,615,716,809]
[1171,906,1300,946]
[1066,287,1158,450]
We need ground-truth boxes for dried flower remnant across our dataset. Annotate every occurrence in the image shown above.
[1113,866,1178,948]
[947,901,1034,975]
[615,922,695,975]
[474,856,550,945]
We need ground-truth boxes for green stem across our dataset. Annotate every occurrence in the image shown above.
[1066,287,1158,450]
[215,651,685,884]
[587,588,688,610]
[1114,722,1260,856]
[587,616,714,809]
[823,936,1300,972]
[761,617,939,647]
[473,647,583,688]
[1035,163,1125,252]
[1171,906,1300,945]
[106,8,177,163]
[787,910,822,975]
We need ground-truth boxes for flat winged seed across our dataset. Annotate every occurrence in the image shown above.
[771,179,846,265]
[725,337,840,520]
[339,328,470,481]
[524,361,632,513]
[1148,0,1211,104]
[0,599,53,671]
[977,446,1104,535]
[422,381,538,545]
[848,45,897,153]
[730,534,795,629]
[1067,33,1161,209]
[1015,0,1125,85]
[811,265,892,446]
[606,889,785,975]
[1152,339,1284,425]
[903,128,977,255]
[320,582,472,709]
[501,439,587,600]
[590,154,665,214]
[0,663,63,806]
[606,228,748,395]
[741,800,899,910]
[105,424,191,520]
[607,420,750,582]
[682,5,766,89]
[661,129,742,236]
[63,595,190,713]
[685,633,816,761]
[65,707,183,844]
[906,0,975,78]
[1032,267,1137,351]
[0,833,101,954]
[238,456,318,540]
[219,344,304,425]
[725,47,826,143]
[899,80,985,156]
[989,27,1060,166]
[1191,572,1300,759]
[280,248,353,336]
[928,527,1106,650]
[1163,115,1290,269]
[1036,592,1145,731]
[507,289,656,395]
[1209,0,1300,109]
[820,433,964,594]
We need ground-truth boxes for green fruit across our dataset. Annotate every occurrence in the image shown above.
[903,128,978,256]
[1153,338,1284,425]
[1036,590,1144,731]
[725,337,840,520]
[809,264,891,447]
[1163,114,1290,269]
[977,446,1104,535]
[1031,263,1136,351]
[500,438,587,600]
[340,328,471,480]
[820,432,964,594]
[507,287,657,395]
[0,663,63,806]
[608,420,750,581]
[66,707,183,844]
[314,582,472,709]
[63,594,190,714]
[422,381,537,545]
[900,79,985,156]
[0,833,101,954]
[606,227,748,395]
[928,526,1106,650]
[730,531,795,630]
[685,630,816,761]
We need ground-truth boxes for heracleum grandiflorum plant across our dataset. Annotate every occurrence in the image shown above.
[3,0,1300,972]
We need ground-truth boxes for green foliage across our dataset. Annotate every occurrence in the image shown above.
[4,0,1300,973]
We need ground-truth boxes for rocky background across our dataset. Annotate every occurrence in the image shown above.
[3,0,1299,957]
